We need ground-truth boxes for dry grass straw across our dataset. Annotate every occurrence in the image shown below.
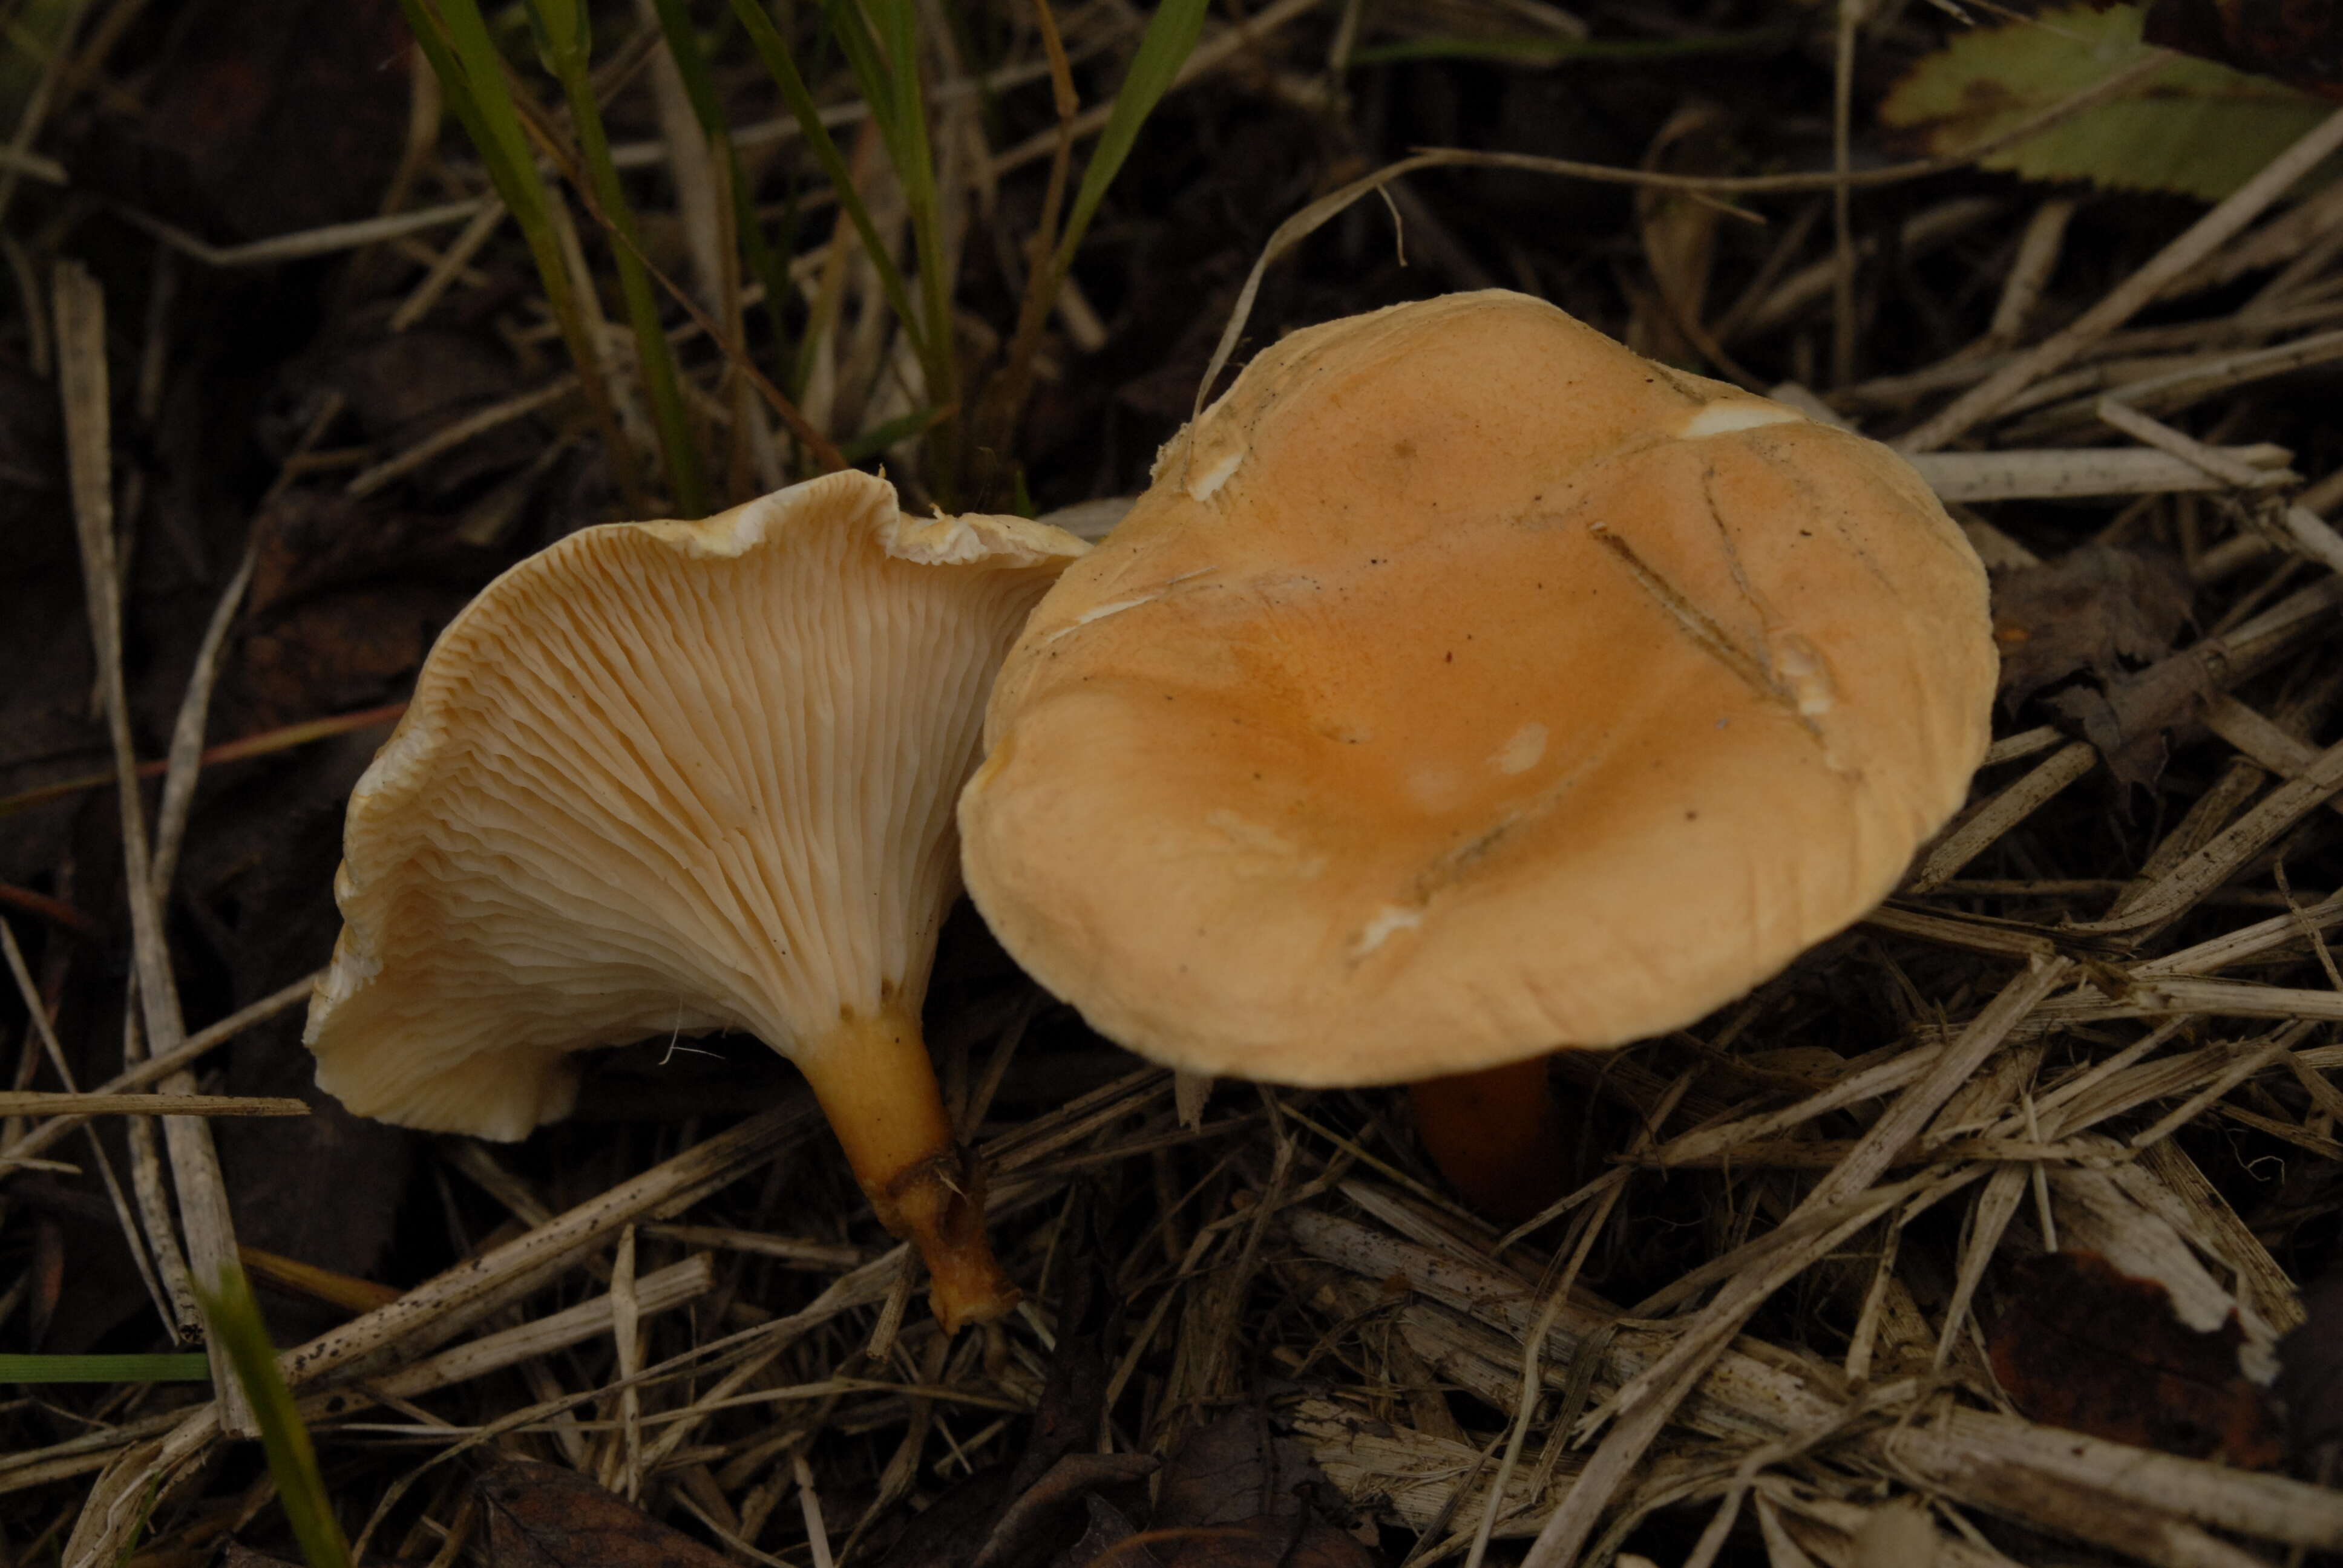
[8,4,2343,1567]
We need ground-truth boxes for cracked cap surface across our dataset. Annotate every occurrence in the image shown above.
[958,290,1995,1085]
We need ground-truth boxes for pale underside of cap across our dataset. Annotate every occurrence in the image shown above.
[959,291,1995,1087]
[307,469,1083,1140]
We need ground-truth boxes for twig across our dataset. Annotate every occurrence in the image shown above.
[1194,53,2173,424]
[112,200,490,269]
[0,971,318,1167]
[0,1093,309,1117]
[53,260,257,1439]
[1516,955,2071,1567]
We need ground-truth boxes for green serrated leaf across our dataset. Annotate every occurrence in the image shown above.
[527,0,709,515]
[1879,5,2333,200]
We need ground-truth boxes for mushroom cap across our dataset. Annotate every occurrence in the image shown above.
[958,291,1994,1086]
[306,470,1085,1139]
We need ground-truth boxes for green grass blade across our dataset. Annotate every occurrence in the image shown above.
[0,0,84,149]
[1055,0,1208,267]
[402,0,647,510]
[528,0,710,515]
[0,1353,212,1383]
[728,0,926,366]
[826,0,958,485]
[967,0,1202,508]
[422,0,559,253]
[824,0,898,131]
[650,0,801,396]
[837,400,951,462]
[200,1266,353,1568]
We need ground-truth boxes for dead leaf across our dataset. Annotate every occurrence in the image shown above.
[479,1457,732,1568]
[228,489,495,734]
[971,1454,1163,1568]
[71,0,411,241]
[1060,1494,1141,1568]
[1991,544,2195,705]
[2045,656,2215,788]
[1991,544,2200,785]
[871,1476,1011,1568]
[2272,1270,2343,1479]
[1153,1410,1326,1529]
[1988,1250,2285,1468]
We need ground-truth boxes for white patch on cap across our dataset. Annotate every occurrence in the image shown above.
[1680,402,1805,439]
[1350,904,1423,958]
[1206,810,1326,879]
[1491,721,1548,776]
[1408,763,1461,812]
[1771,634,1838,716]
[1188,448,1244,501]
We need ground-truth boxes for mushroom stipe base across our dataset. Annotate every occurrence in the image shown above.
[795,1005,1020,1333]
[1409,1056,1568,1225]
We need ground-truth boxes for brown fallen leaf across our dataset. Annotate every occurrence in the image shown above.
[2043,655,2216,789]
[1990,544,2199,785]
[228,489,494,735]
[478,1457,732,1568]
[1988,1250,2284,1469]
[1153,1410,1329,1529]
[1127,1410,1381,1568]
[1060,1494,1141,1568]
[68,0,411,241]
[973,1454,1164,1568]
[1991,544,2196,706]
[2272,1269,2343,1480]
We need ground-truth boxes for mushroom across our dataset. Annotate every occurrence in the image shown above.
[957,290,1994,1219]
[306,469,1086,1328]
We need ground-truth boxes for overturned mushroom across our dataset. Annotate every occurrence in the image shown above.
[306,469,1085,1328]
[959,291,1994,1219]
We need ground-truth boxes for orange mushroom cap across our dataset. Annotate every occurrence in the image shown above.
[958,291,1994,1086]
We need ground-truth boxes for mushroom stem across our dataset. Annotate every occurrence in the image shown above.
[1407,1056,1568,1224]
[796,1006,1020,1333]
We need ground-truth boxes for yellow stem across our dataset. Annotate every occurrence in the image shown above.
[795,1005,1019,1333]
